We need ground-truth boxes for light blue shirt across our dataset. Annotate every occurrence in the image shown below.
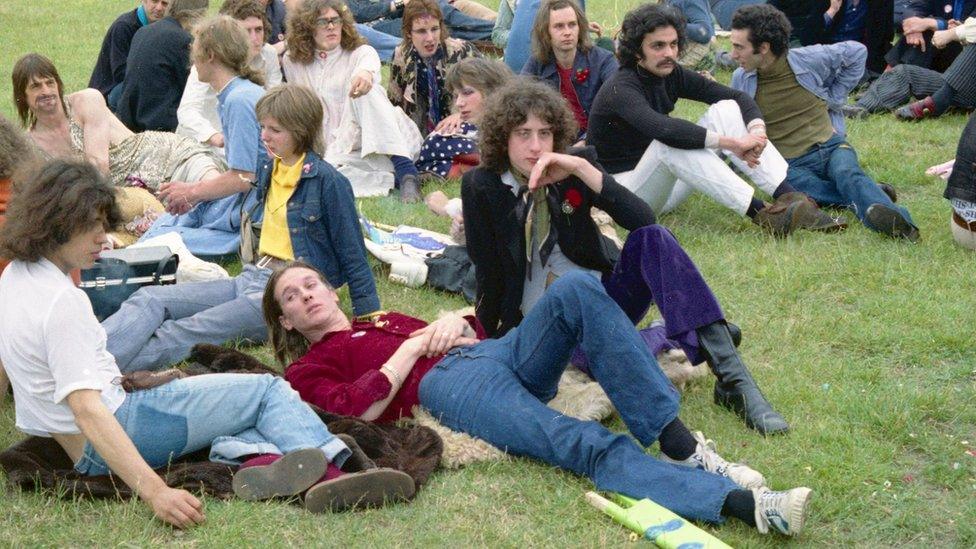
[217,77,265,173]
[730,41,867,136]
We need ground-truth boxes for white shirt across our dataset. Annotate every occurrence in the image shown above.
[0,259,126,437]
[282,44,381,147]
[176,44,283,145]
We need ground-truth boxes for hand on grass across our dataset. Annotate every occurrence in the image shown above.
[144,486,205,529]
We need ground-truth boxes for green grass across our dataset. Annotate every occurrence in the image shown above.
[2,0,976,546]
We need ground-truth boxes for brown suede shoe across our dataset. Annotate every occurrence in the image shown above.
[756,193,847,235]
[304,468,416,513]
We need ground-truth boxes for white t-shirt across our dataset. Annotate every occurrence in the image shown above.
[0,259,126,437]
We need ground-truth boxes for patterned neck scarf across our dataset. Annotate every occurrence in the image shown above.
[413,47,444,133]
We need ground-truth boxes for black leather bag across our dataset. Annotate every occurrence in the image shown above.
[79,246,179,321]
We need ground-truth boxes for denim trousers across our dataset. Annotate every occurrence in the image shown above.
[785,134,915,231]
[711,0,766,30]
[418,272,738,524]
[356,24,398,62]
[369,1,493,41]
[74,373,350,476]
[602,225,725,365]
[103,265,271,373]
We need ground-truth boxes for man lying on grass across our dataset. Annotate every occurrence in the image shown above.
[0,159,410,528]
[263,259,814,536]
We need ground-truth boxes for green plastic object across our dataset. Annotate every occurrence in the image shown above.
[585,491,733,548]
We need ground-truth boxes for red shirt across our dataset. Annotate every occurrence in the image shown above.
[284,312,484,423]
[557,64,587,132]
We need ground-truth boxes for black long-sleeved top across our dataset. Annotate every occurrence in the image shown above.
[461,147,655,338]
[266,0,287,44]
[586,65,762,174]
[88,9,144,98]
[116,17,192,133]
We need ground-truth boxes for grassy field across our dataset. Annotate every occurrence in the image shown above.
[1,0,975,546]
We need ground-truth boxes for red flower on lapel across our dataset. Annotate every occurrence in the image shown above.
[561,188,583,214]
[302,163,312,174]
[575,68,590,84]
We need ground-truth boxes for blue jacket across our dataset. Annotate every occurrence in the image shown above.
[253,150,380,316]
[902,0,976,28]
[521,47,618,123]
[669,0,715,44]
[730,41,866,136]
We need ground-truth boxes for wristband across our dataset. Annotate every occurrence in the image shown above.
[381,364,403,386]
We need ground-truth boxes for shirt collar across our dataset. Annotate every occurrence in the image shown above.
[216,76,242,102]
[136,5,150,26]
[501,170,521,196]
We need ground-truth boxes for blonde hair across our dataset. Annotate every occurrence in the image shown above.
[193,15,266,86]
[255,84,325,156]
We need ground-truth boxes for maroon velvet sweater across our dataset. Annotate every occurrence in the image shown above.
[284,312,484,423]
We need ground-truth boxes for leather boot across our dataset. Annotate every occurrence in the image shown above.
[696,321,789,435]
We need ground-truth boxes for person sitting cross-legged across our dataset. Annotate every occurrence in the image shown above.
[0,159,411,528]
[586,3,844,236]
[263,260,815,537]
[729,4,919,241]
[282,0,425,199]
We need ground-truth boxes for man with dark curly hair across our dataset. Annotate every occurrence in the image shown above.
[729,4,919,240]
[587,3,843,236]
[463,78,792,436]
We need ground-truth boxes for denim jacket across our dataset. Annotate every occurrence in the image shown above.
[731,41,866,136]
[252,150,380,315]
[521,46,618,120]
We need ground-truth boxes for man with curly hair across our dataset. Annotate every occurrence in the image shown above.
[463,78,792,436]
[587,3,843,236]
[729,4,919,240]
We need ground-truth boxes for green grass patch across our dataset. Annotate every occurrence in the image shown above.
[1,0,975,546]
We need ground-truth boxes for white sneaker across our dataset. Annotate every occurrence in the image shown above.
[388,260,428,288]
[661,431,766,490]
[754,486,813,536]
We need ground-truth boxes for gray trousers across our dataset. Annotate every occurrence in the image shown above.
[857,44,976,113]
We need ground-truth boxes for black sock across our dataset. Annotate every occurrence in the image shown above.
[391,155,418,187]
[745,197,766,219]
[931,84,954,115]
[658,418,699,461]
[721,489,757,526]
[771,181,797,199]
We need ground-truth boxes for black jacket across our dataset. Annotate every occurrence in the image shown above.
[461,147,655,337]
[116,17,192,132]
[88,9,143,97]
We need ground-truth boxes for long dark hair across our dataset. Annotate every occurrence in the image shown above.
[262,261,336,367]
[0,160,121,262]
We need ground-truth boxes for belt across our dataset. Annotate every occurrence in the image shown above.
[952,210,976,232]
[255,255,290,270]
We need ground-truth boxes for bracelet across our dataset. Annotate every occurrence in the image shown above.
[381,365,403,386]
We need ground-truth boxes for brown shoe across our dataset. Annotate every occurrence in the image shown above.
[762,192,847,234]
[304,468,416,513]
[232,448,328,501]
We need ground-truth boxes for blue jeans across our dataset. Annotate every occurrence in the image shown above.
[103,265,270,373]
[368,1,492,41]
[785,135,915,232]
[357,24,398,61]
[418,272,737,523]
[74,373,350,476]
